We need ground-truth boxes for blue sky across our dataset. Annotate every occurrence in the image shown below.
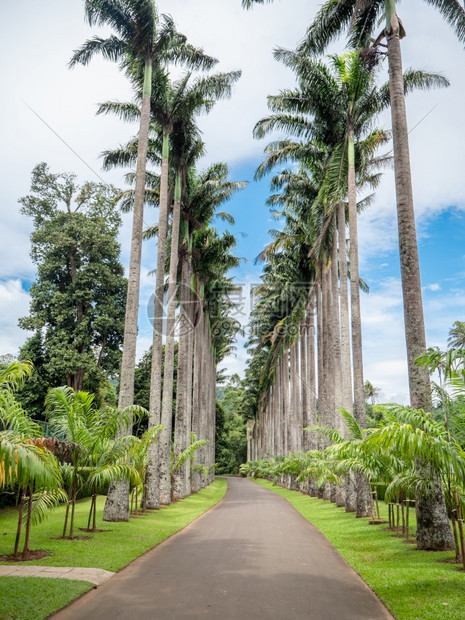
[1,1,465,405]
[210,161,465,404]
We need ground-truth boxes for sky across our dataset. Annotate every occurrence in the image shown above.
[1,1,464,404]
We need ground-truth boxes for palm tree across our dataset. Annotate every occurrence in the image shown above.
[98,65,239,506]
[364,380,380,405]
[0,362,64,559]
[296,0,460,551]
[70,1,216,521]
[186,168,245,492]
[253,47,399,513]
[156,70,241,504]
[0,363,55,492]
[70,0,168,521]
[448,321,465,350]
[45,387,149,534]
[244,0,456,544]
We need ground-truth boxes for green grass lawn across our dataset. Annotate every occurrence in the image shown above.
[0,478,227,619]
[0,578,93,620]
[255,479,464,620]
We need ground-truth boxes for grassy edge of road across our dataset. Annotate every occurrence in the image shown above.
[0,478,227,619]
[255,478,464,620]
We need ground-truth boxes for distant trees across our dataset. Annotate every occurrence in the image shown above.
[18,163,126,417]
[216,375,247,474]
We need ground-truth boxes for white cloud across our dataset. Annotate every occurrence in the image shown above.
[0,280,31,355]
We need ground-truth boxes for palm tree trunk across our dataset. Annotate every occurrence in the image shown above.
[316,277,326,499]
[207,337,216,483]
[14,489,25,557]
[300,321,309,452]
[316,276,324,443]
[92,494,97,531]
[348,127,371,517]
[277,357,284,457]
[331,219,345,506]
[337,202,353,415]
[199,314,209,487]
[104,60,152,523]
[173,255,192,500]
[184,262,194,495]
[386,3,453,549]
[290,340,300,454]
[159,175,182,504]
[271,382,278,456]
[191,289,203,492]
[22,486,33,560]
[321,265,333,501]
[282,347,290,456]
[146,130,171,510]
[331,215,343,416]
[322,265,335,432]
[337,203,356,511]
[306,293,317,446]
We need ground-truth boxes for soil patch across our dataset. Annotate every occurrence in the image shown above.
[0,550,50,562]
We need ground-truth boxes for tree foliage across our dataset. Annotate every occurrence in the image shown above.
[18,163,127,415]
[216,375,247,474]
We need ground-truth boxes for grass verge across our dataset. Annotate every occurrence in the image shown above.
[0,578,92,620]
[255,479,463,620]
[0,478,227,619]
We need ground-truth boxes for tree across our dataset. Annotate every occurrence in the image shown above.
[364,380,380,405]
[19,163,126,402]
[155,71,241,504]
[0,362,64,559]
[96,48,218,512]
[216,376,248,474]
[299,0,460,551]
[70,0,214,521]
[45,386,151,537]
[71,1,173,415]
[242,0,459,552]
[448,321,465,350]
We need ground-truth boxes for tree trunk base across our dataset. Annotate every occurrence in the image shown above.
[103,480,130,522]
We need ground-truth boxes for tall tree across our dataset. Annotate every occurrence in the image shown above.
[70,0,215,520]
[243,0,461,550]
[159,72,241,503]
[19,163,126,401]
[70,0,167,521]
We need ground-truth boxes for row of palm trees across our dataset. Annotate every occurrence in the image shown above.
[239,0,465,550]
[69,1,245,519]
[241,399,465,566]
[243,331,465,563]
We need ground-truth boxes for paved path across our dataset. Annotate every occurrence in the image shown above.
[53,478,392,619]
[0,565,113,586]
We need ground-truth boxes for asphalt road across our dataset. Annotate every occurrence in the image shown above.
[53,477,393,619]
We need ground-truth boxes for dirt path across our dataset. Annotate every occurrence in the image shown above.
[53,478,393,619]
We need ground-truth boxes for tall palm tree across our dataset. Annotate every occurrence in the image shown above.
[254,48,396,514]
[70,1,216,520]
[298,0,459,551]
[156,70,241,503]
[184,164,246,493]
[71,0,169,415]
[70,0,172,521]
[99,65,240,505]
[243,0,460,550]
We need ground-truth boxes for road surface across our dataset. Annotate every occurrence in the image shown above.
[53,477,392,619]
